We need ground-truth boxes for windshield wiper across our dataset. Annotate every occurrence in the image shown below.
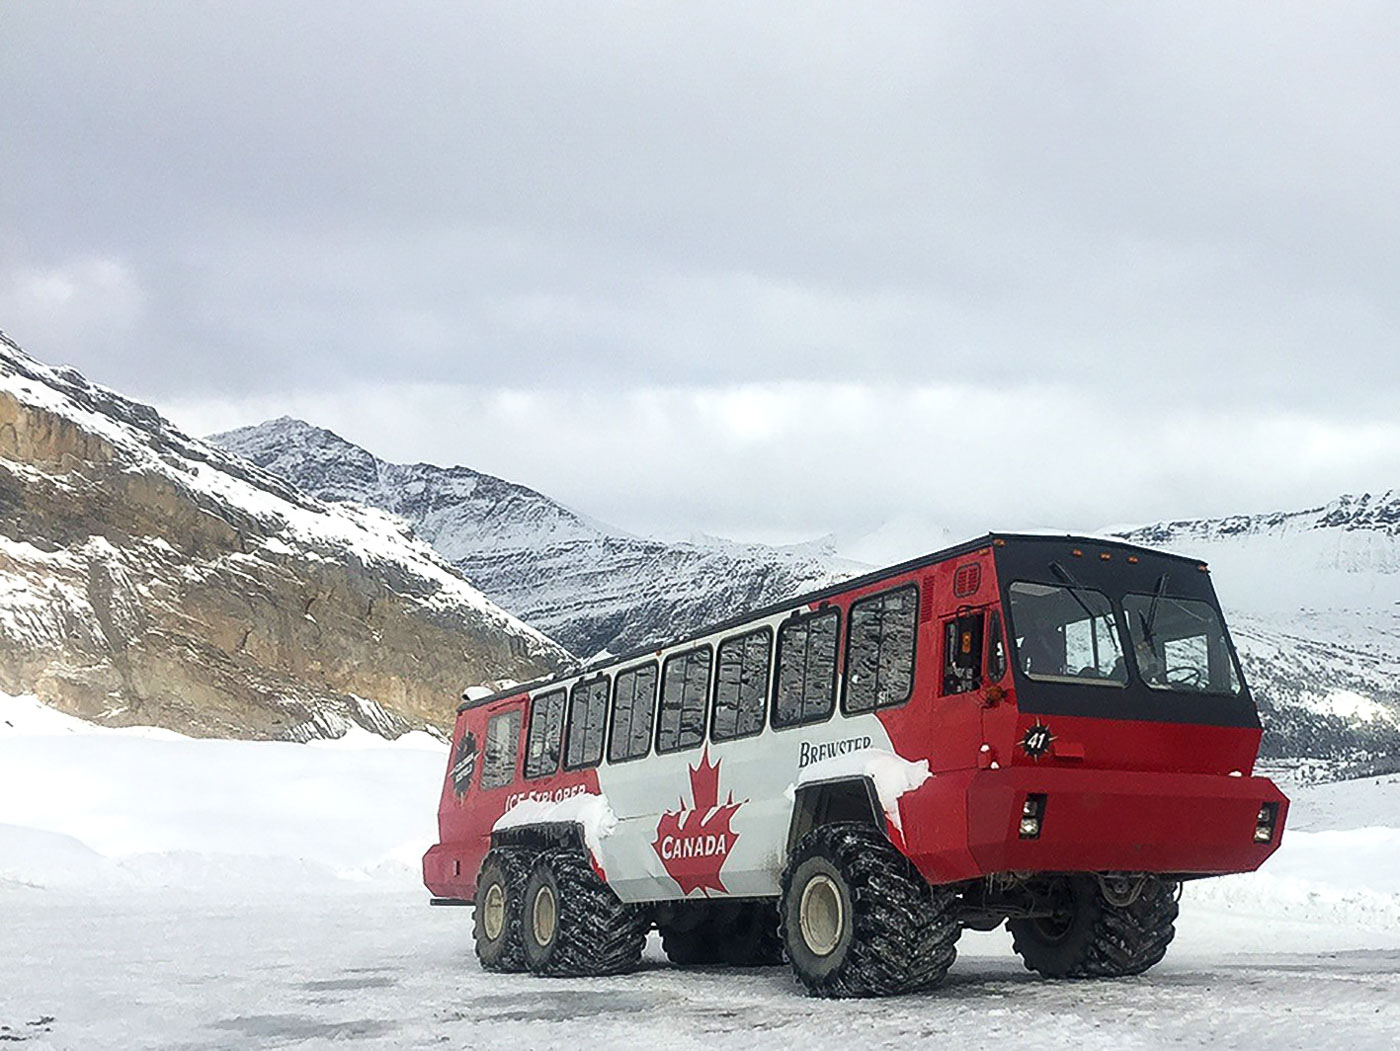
[1048,560,1101,624]
[1141,572,1170,643]
[1049,560,1108,670]
[1047,559,1097,615]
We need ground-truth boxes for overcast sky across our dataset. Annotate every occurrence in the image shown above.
[4,2,1399,553]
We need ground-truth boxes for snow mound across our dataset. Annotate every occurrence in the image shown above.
[494,793,618,863]
[0,692,447,893]
[790,748,932,836]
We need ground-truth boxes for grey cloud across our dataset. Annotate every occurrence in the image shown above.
[3,2,1399,413]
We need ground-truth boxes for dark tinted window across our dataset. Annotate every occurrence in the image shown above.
[844,586,918,713]
[1008,582,1127,686]
[609,663,658,763]
[942,612,984,695]
[480,709,522,789]
[773,609,840,729]
[1123,593,1241,696]
[524,689,567,778]
[987,609,1008,682]
[712,628,771,741]
[657,647,711,753]
[565,678,610,769]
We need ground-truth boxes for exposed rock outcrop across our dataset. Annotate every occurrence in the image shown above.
[0,332,569,740]
[212,417,862,658]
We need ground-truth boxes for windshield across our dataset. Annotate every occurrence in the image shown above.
[1008,582,1128,686]
[1123,593,1242,696]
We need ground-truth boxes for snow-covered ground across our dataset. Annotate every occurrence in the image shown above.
[3,693,1399,1050]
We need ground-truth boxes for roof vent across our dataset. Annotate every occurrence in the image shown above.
[920,576,936,622]
[953,563,981,598]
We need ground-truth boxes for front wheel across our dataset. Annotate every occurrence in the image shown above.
[779,823,959,998]
[1008,874,1179,978]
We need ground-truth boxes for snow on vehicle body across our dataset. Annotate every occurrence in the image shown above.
[424,533,1288,995]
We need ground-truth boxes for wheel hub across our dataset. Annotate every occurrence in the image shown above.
[799,873,844,957]
[531,883,557,947]
[482,882,506,941]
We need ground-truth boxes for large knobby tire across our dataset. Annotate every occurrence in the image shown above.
[779,823,959,998]
[659,916,724,966]
[660,901,784,968]
[473,847,535,972]
[719,901,784,967]
[520,849,649,977]
[1008,874,1180,979]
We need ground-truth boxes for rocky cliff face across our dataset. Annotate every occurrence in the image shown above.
[212,417,861,658]
[0,333,569,740]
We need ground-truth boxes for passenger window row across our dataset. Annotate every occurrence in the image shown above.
[516,583,922,781]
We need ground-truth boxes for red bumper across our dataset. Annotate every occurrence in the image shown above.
[961,767,1288,877]
[422,842,475,900]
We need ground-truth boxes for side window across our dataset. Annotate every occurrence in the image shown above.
[565,677,610,770]
[844,585,918,713]
[773,608,840,729]
[712,628,771,741]
[987,609,1008,682]
[609,663,658,763]
[480,709,522,789]
[524,689,567,778]
[657,647,712,754]
[942,612,985,695]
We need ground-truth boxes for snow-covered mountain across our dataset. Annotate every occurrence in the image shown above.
[214,418,1399,766]
[1117,498,1400,769]
[212,417,863,658]
[0,333,568,740]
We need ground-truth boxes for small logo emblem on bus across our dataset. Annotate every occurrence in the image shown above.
[450,731,478,796]
[1020,723,1055,760]
[653,750,745,896]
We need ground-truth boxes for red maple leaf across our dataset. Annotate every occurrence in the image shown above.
[652,750,744,896]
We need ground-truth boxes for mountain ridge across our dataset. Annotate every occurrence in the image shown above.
[213,415,1400,770]
[212,417,864,657]
[0,333,567,740]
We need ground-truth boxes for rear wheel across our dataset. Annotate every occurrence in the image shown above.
[473,848,535,973]
[779,823,959,998]
[1008,874,1179,978]
[719,901,784,967]
[660,901,784,967]
[520,849,649,977]
[659,909,724,966]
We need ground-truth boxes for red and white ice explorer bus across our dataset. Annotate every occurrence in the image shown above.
[424,533,1288,997]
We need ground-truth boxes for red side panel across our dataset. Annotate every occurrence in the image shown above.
[422,695,601,901]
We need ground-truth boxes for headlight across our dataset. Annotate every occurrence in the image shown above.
[1019,793,1047,840]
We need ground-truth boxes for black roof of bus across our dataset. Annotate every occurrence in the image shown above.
[456,531,1209,712]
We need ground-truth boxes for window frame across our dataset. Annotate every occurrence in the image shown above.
[841,584,919,714]
[940,609,986,697]
[524,688,568,780]
[479,708,523,790]
[986,608,1008,683]
[771,606,842,731]
[1007,580,1130,689]
[709,626,773,744]
[656,644,714,755]
[1122,592,1244,697]
[563,675,611,771]
[607,660,660,765]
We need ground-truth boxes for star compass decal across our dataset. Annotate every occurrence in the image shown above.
[1019,722,1056,761]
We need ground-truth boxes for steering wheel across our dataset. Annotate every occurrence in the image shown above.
[1165,665,1204,689]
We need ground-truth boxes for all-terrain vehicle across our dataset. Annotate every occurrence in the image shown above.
[424,533,1287,996]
